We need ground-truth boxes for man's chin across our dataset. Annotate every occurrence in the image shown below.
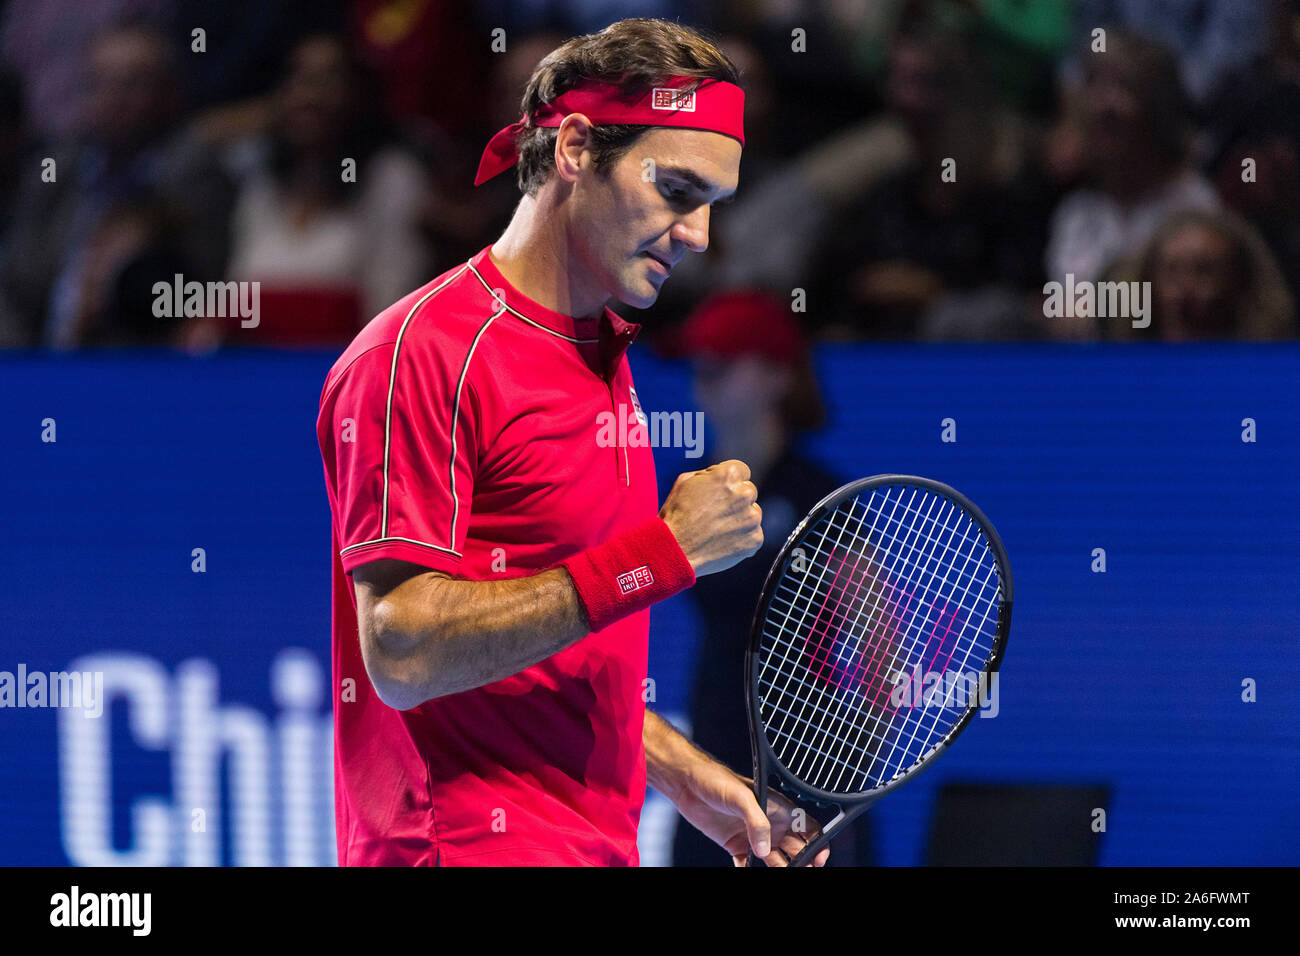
[614,281,662,310]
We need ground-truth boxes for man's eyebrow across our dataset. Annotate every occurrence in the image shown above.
[660,165,736,202]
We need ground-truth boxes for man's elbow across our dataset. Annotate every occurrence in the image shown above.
[362,604,441,710]
[368,666,431,711]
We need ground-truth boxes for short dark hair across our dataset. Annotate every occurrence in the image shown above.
[514,18,740,196]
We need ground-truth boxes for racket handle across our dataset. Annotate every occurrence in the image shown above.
[789,831,832,868]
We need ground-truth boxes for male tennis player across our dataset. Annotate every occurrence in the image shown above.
[317,18,827,867]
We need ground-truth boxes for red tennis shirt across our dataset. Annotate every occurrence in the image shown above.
[317,246,660,866]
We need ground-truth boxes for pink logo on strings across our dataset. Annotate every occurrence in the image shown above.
[802,548,968,718]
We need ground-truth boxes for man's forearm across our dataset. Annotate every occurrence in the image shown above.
[363,565,592,708]
[644,710,714,803]
[357,459,761,710]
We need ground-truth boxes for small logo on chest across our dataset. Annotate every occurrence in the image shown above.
[628,386,649,426]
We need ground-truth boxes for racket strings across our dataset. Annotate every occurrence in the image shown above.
[765,490,975,783]
[794,493,995,789]
[761,499,987,789]
[768,501,997,722]
[768,505,1000,618]
[761,490,934,783]
[756,484,1004,794]
[795,494,998,790]
[820,498,996,791]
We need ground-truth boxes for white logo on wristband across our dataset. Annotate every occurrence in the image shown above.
[617,566,655,594]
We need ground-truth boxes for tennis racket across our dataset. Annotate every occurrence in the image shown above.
[745,475,1013,867]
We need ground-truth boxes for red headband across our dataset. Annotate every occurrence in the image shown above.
[474,77,745,186]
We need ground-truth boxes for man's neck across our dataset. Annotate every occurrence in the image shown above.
[489,191,608,320]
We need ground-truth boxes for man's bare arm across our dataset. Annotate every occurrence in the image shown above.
[352,460,763,711]
[643,709,714,802]
[642,709,828,865]
[352,560,590,710]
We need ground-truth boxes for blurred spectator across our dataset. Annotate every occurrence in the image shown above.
[0,70,25,235]
[419,30,568,268]
[0,0,174,145]
[179,1,345,110]
[177,2,349,155]
[961,0,1072,115]
[722,1,874,147]
[0,7,1289,349]
[220,34,434,344]
[837,0,1071,116]
[1109,208,1294,340]
[0,70,28,346]
[0,22,233,347]
[1044,31,1219,333]
[353,0,491,138]
[1204,0,1300,303]
[1061,0,1270,104]
[67,199,198,346]
[811,16,1050,339]
[664,290,873,866]
[633,8,925,342]
[475,0,709,44]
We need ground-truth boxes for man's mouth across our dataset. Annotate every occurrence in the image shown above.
[643,252,673,274]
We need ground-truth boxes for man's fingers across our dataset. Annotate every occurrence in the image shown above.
[739,793,773,859]
[762,846,791,867]
[716,458,750,483]
[778,834,830,867]
[764,792,830,866]
[777,832,808,861]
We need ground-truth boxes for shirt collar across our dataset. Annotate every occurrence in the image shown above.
[469,246,642,356]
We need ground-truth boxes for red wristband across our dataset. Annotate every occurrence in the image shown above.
[561,517,696,633]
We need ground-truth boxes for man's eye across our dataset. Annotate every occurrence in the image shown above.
[662,183,690,202]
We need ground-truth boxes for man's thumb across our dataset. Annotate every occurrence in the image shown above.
[742,798,771,859]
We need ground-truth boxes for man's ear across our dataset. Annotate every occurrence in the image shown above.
[553,113,595,185]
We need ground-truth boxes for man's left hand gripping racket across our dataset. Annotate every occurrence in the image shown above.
[745,475,1013,867]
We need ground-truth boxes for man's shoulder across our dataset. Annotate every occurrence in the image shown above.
[322,258,502,392]
[354,259,489,352]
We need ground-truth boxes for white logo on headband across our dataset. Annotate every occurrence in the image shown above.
[651,88,695,112]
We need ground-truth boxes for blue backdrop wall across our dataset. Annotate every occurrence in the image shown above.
[1,344,1296,865]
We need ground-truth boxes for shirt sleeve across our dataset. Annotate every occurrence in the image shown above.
[319,339,478,577]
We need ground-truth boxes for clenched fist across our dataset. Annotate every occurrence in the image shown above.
[660,460,763,577]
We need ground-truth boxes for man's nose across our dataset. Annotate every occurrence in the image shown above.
[672,206,711,254]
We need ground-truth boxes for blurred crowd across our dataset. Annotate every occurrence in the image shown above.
[0,0,1296,350]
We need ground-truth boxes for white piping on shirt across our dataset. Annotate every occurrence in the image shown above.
[381,265,468,541]
[466,261,601,343]
[340,264,469,563]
